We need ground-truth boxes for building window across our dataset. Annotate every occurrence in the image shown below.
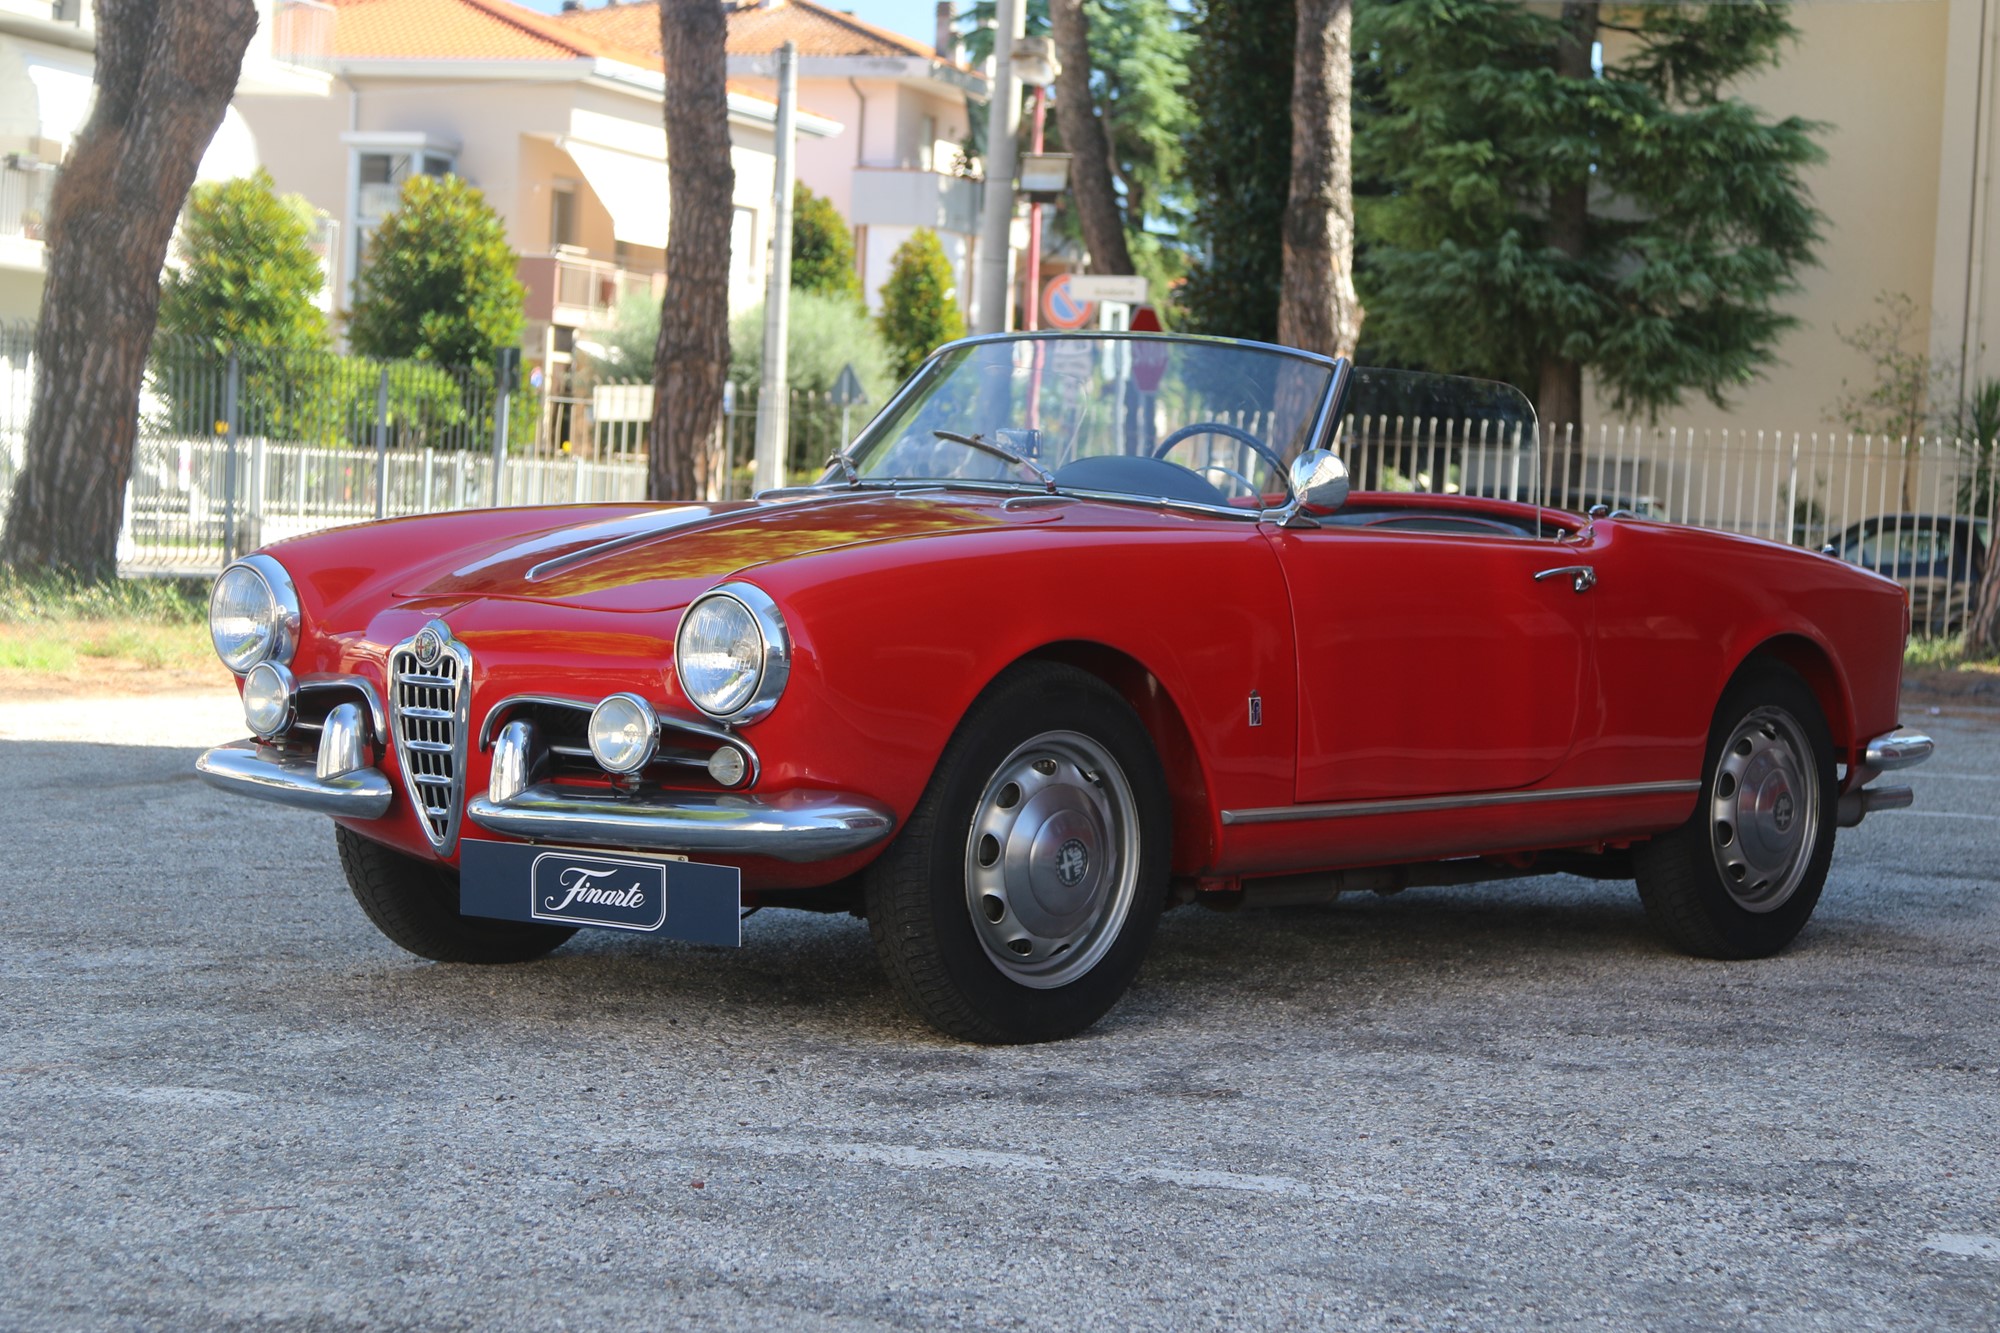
[551,182,578,249]
[356,149,457,229]
[730,206,758,295]
[918,116,937,171]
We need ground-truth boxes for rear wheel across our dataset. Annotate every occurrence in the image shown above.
[336,825,575,964]
[1634,662,1837,959]
[864,663,1169,1043]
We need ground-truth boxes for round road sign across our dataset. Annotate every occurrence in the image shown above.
[1041,275,1098,331]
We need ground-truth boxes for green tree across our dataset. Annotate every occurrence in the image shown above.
[1355,0,1824,449]
[877,229,965,381]
[965,0,1192,297]
[1178,0,1294,340]
[348,173,526,367]
[791,184,862,304]
[159,170,330,356]
[155,170,335,442]
[1,0,257,578]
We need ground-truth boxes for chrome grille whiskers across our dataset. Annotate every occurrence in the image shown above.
[389,619,472,853]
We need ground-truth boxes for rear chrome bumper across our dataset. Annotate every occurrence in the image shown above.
[196,739,394,820]
[465,785,896,862]
[1864,729,1934,771]
[1837,728,1935,827]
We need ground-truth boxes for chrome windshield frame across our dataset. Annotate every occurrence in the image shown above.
[815,331,1356,519]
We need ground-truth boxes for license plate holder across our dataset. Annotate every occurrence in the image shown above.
[459,839,742,947]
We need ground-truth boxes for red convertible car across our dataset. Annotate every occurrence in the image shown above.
[198,333,1933,1042]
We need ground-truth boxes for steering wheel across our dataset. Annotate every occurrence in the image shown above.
[1194,463,1262,500]
[1152,422,1289,493]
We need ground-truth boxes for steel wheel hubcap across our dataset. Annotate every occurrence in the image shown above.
[1710,705,1820,913]
[964,730,1140,989]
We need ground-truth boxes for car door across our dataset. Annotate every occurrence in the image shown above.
[1267,516,1598,803]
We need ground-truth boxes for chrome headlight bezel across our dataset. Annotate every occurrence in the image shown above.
[241,661,297,738]
[588,692,661,775]
[674,582,791,724]
[208,554,301,674]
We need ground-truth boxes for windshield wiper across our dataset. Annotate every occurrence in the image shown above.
[932,430,1057,493]
[824,449,861,486]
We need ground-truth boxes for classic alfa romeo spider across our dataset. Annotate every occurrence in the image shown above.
[197,333,1933,1042]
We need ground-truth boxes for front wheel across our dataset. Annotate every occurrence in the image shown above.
[336,825,575,964]
[1634,662,1837,959]
[865,663,1170,1043]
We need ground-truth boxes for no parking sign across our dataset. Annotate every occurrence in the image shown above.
[1041,275,1097,330]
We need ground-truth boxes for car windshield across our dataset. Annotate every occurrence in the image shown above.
[839,334,1338,510]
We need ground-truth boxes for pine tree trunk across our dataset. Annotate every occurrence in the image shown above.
[653,0,735,502]
[1049,0,1134,275]
[1538,0,1596,506]
[0,0,256,579]
[1275,0,1362,363]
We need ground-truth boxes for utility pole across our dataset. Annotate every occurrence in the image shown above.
[754,41,799,494]
[974,0,1024,334]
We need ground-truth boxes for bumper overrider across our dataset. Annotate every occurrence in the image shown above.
[195,696,897,865]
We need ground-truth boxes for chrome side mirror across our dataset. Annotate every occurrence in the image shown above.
[1292,450,1350,511]
[1263,450,1350,527]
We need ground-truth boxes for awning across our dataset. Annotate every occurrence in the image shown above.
[559,138,669,251]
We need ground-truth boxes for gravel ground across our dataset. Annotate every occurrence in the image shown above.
[2,693,1996,1330]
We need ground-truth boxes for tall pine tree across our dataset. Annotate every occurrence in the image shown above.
[1355,0,1824,457]
[1179,0,1294,341]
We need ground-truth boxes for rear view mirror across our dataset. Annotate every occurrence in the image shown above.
[1290,449,1350,514]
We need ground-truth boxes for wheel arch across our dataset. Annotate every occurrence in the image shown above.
[1001,639,1217,877]
[1731,633,1856,754]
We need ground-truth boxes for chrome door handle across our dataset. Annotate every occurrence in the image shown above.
[1534,564,1596,593]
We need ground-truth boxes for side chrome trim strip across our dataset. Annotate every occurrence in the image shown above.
[1219,779,1701,827]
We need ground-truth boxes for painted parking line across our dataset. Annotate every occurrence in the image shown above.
[1923,1233,2000,1261]
[736,1138,1389,1204]
[1901,811,2000,822]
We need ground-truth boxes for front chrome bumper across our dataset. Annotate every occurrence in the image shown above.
[196,739,395,820]
[197,738,896,864]
[1837,727,1935,827]
[465,785,896,862]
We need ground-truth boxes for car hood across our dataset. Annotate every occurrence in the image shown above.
[390,491,1050,613]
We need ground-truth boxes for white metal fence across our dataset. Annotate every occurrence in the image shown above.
[0,324,1990,633]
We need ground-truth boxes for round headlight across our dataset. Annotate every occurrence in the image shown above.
[209,555,299,673]
[242,661,295,738]
[588,693,659,775]
[675,583,791,722]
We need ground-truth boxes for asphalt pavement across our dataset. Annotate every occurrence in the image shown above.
[2,693,1996,1330]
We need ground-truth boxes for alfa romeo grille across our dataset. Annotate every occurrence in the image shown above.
[390,620,470,853]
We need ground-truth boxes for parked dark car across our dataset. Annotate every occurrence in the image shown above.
[1830,514,1989,634]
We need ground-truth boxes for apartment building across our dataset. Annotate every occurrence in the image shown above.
[0,0,334,322]
[553,0,989,321]
[235,0,837,389]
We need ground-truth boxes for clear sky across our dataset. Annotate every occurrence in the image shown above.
[517,0,946,51]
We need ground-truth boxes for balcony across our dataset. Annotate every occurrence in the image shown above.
[0,158,56,271]
[848,167,982,238]
[269,0,333,68]
[518,252,663,329]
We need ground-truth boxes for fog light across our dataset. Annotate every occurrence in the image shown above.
[707,745,748,788]
[242,661,295,738]
[588,693,658,774]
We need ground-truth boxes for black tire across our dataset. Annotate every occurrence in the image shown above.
[1633,660,1837,959]
[864,663,1170,1043]
[335,825,575,964]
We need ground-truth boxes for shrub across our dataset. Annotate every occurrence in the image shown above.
[348,174,526,368]
[876,228,964,381]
